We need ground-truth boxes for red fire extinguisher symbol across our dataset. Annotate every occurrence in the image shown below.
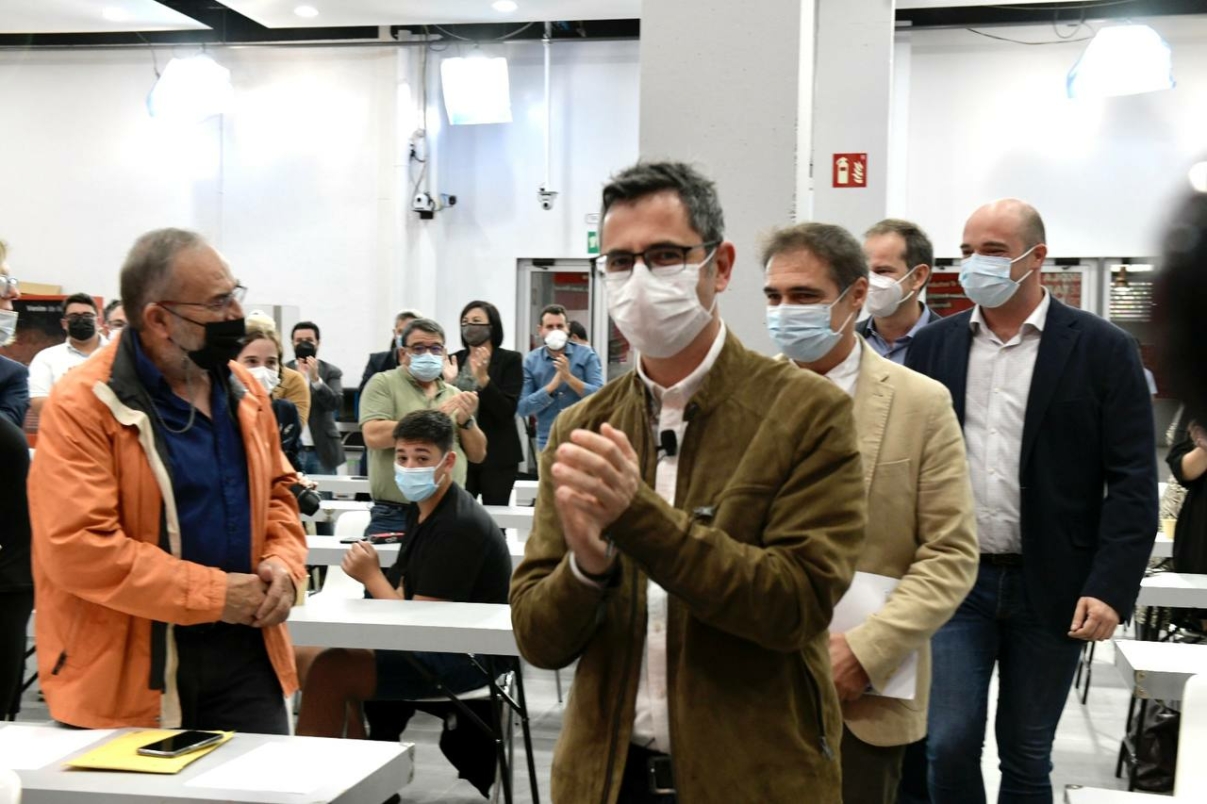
[833,153,867,188]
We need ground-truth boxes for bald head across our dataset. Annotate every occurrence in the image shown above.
[963,199,1046,255]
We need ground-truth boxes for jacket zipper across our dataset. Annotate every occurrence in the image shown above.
[802,657,834,761]
[600,560,639,804]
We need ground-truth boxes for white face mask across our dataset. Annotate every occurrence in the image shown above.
[605,252,717,359]
[0,309,16,345]
[866,266,920,319]
[248,365,280,395]
[544,329,568,351]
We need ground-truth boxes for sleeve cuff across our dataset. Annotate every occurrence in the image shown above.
[568,553,606,589]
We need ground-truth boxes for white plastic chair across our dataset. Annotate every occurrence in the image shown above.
[0,769,21,804]
[333,509,372,538]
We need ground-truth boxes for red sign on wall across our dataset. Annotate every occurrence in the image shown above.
[833,153,867,188]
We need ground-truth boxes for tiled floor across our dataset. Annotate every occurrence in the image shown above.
[15,638,1141,802]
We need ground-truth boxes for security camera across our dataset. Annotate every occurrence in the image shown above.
[538,187,558,211]
[412,192,436,220]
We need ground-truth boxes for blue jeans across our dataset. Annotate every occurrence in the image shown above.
[365,502,408,538]
[927,563,1083,804]
[299,449,334,535]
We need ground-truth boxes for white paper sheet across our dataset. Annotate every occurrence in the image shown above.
[831,571,919,701]
[0,726,115,770]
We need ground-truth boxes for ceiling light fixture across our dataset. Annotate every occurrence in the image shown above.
[492,1,519,12]
[1067,24,1175,99]
[147,54,233,124]
[441,56,513,125]
[294,5,320,18]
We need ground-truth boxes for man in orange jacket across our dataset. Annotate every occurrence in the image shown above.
[28,228,308,733]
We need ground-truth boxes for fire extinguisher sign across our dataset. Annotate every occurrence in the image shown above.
[833,153,868,188]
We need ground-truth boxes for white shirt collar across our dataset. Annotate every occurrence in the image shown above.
[636,321,727,403]
[970,288,1050,336]
[65,335,108,358]
[822,338,862,398]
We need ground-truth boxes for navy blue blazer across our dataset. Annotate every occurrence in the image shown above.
[906,297,1158,634]
[0,356,29,429]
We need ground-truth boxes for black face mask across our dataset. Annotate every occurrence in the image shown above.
[67,318,97,341]
[461,323,491,347]
[164,308,246,372]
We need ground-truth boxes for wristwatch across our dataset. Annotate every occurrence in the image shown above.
[459,416,476,430]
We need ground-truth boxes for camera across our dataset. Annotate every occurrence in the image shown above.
[412,192,436,219]
[294,341,317,361]
[538,187,558,211]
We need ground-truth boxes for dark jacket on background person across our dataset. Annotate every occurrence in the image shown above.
[285,358,346,470]
[1168,431,1207,576]
[510,330,866,804]
[359,343,400,397]
[451,346,523,468]
[906,298,1159,634]
[0,416,31,592]
[0,356,29,429]
[271,398,302,471]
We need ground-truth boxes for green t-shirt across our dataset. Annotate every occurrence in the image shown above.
[358,368,469,504]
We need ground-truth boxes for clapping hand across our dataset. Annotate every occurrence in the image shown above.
[298,356,320,383]
[443,353,460,383]
[342,541,381,584]
[469,346,491,386]
[551,424,640,574]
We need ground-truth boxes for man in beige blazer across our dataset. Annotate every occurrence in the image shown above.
[763,221,978,804]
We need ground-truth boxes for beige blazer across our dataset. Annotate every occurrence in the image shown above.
[841,341,979,747]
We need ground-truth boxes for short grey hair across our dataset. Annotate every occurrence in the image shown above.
[395,308,426,325]
[601,162,725,246]
[399,317,445,346]
[120,228,207,331]
[761,222,868,291]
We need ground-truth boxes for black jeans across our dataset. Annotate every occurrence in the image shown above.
[466,463,518,506]
[617,744,678,804]
[0,590,33,718]
[174,622,288,734]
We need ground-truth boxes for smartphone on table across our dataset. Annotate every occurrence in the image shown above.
[338,531,405,545]
[136,730,225,758]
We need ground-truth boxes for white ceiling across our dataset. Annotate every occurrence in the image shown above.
[219,0,642,28]
[0,0,210,34]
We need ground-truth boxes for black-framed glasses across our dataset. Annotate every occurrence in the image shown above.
[405,343,445,357]
[159,283,247,314]
[0,276,18,298]
[65,313,98,323]
[595,241,721,280]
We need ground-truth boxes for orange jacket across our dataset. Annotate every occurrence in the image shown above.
[28,333,309,729]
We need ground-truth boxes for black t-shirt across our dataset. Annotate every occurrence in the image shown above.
[0,416,32,592]
[386,483,510,604]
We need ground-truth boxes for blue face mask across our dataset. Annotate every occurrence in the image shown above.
[394,455,448,502]
[766,284,854,364]
[408,353,443,382]
[959,246,1037,309]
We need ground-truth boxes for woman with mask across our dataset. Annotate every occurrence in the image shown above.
[238,327,302,470]
[245,310,310,426]
[449,300,523,505]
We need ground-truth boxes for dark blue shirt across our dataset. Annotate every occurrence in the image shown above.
[132,335,252,573]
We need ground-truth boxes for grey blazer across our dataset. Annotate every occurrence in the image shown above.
[286,358,346,470]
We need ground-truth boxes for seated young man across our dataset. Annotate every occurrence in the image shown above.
[296,409,511,738]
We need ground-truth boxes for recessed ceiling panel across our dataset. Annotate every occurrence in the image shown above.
[0,0,211,33]
[220,0,641,28]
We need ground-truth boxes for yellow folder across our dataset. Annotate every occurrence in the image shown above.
[64,730,234,774]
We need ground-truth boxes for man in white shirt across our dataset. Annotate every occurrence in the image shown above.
[763,222,978,804]
[28,293,108,415]
[510,162,867,803]
[906,200,1157,804]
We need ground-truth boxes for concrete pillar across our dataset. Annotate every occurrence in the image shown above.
[638,0,817,354]
[812,0,896,235]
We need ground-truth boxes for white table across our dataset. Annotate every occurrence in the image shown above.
[301,500,373,526]
[288,598,518,655]
[1115,639,1207,701]
[1137,573,1207,609]
[1152,534,1174,560]
[512,479,538,505]
[308,475,370,496]
[305,536,525,569]
[303,500,534,536]
[3,725,413,804]
[1064,787,1165,803]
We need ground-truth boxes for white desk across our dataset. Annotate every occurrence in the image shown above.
[301,500,372,525]
[308,475,370,496]
[1152,534,1174,560]
[1137,573,1207,609]
[303,500,534,536]
[513,479,538,505]
[1115,639,1207,701]
[305,536,525,569]
[1064,787,1165,803]
[287,599,517,656]
[3,725,413,804]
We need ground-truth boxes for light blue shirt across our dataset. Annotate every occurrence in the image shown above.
[864,304,935,365]
[517,341,604,450]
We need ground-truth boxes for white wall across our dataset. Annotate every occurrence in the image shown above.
[898,17,1207,258]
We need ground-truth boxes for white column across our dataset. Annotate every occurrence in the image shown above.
[638,0,817,354]
[812,0,896,235]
